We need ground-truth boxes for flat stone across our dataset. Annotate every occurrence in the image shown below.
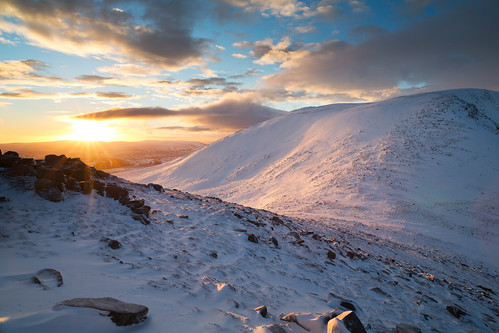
[56,297,148,326]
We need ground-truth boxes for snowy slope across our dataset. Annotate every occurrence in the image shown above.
[119,89,499,270]
[1,169,497,332]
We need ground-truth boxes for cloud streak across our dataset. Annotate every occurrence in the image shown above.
[72,98,284,130]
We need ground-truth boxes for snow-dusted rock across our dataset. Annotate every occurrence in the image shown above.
[56,297,148,326]
[32,268,63,288]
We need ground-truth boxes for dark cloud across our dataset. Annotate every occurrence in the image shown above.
[70,92,133,99]
[265,0,499,99]
[348,25,387,41]
[72,99,284,130]
[0,0,211,69]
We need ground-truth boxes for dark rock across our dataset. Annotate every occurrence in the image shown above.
[234,212,243,219]
[32,268,63,288]
[396,323,422,333]
[56,297,148,326]
[95,169,110,179]
[132,214,151,225]
[446,305,467,319]
[271,216,283,225]
[45,154,67,167]
[209,251,218,259]
[10,163,35,176]
[177,214,189,219]
[340,301,356,312]
[147,183,164,192]
[328,311,366,333]
[255,305,268,318]
[370,287,390,297]
[266,324,287,333]
[35,180,64,202]
[0,154,21,167]
[19,158,35,166]
[68,161,94,181]
[0,196,9,202]
[36,167,65,184]
[105,184,129,202]
[248,233,259,243]
[288,231,300,239]
[327,250,336,260]
[133,205,151,215]
[108,240,122,249]
[93,180,106,196]
[269,237,279,247]
[79,181,93,194]
[126,199,145,210]
[4,151,19,157]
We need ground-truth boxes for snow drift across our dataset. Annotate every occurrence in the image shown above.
[120,89,499,269]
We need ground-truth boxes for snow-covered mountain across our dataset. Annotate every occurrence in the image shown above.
[120,89,499,270]
[0,154,497,332]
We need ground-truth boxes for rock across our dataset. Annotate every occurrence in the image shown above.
[126,199,145,210]
[35,180,64,202]
[133,205,151,215]
[328,311,366,333]
[396,323,422,333]
[4,151,19,157]
[327,318,350,333]
[446,305,467,319]
[10,163,35,176]
[68,161,94,181]
[370,287,390,297]
[265,324,287,333]
[177,214,189,219]
[56,297,148,326]
[0,154,21,167]
[340,301,356,312]
[269,237,279,247]
[32,268,63,288]
[78,181,93,194]
[271,216,284,225]
[255,305,268,317]
[248,233,259,243]
[44,154,67,167]
[95,169,111,179]
[0,196,9,202]
[19,158,35,166]
[132,214,151,225]
[288,231,300,239]
[328,250,336,260]
[209,251,218,258]
[105,184,129,202]
[108,240,122,249]
[147,183,164,192]
[36,167,65,185]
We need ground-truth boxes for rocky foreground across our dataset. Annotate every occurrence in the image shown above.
[0,150,497,332]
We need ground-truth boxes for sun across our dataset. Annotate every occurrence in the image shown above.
[63,119,118,142]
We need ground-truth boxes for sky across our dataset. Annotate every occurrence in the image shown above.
[0,0,498,143]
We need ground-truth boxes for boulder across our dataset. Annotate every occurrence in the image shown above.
[147,183,164,192]
[269,237,279,247]
[35,179,64,202]
[105,184,129,202]
[446,305,467,319]
[328,311,366,333]
[45,154,67,167]
[31,268,63,288]
[0,154,21,167]
[126,199,145,210]
[108,239,122,249]
[36,167,66,185]
[255,305,268,318]
[4,151,19,157]
[396,323,422,333]
[56,297,148,326]
[68,161,94,181]
[248,233,259,243]
[133,205,151,215]
[328,250,337,260]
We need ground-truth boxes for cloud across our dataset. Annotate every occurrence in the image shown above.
[295,25,315,34]
[0,59,71,87]
[264,0,499,101]
[155,126,213,132]
[348,24,386,41]
[71,98,284,130]
[0,88,132,100]
[232,53,247,59]
[0,0,210,70]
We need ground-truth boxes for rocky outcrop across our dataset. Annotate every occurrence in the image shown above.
[56,297,148,326]
[0,151,151,223]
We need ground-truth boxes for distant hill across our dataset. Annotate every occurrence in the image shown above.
[120,89,499,269]
[0,140,206,170]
